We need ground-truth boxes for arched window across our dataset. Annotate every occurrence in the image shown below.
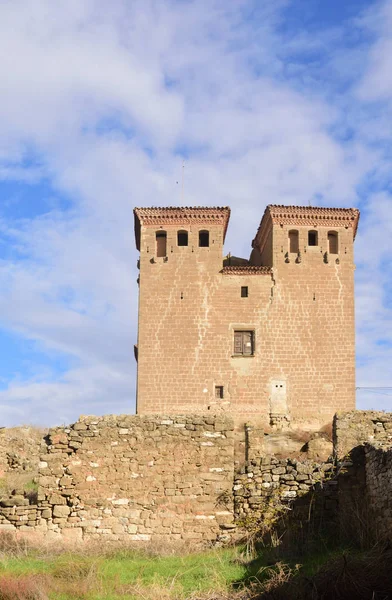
[308,230,318,246]
[156,231,167,257]
[177,230,188,246]
[199,230,209,247]
[328,231,338,254]
[288,230,299,253]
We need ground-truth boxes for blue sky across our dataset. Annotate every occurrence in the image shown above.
[0,0,391,425]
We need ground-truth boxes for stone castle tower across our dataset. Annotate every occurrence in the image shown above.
[133,205,360,432]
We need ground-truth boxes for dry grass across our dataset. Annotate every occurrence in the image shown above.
[0,575,49,600]
[246,544,392,600]
[0,531,390,600]
[0,534,249,599]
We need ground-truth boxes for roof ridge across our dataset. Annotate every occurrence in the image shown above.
[134,206,230,211]
[267,204,359,213]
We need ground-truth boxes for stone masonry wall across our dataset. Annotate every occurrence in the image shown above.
[0,415,234,543]
[234,456,337,527]
[0,427,45,477]
[0,410,391,545]
[334,411,392,459]
[364,444,392,540]
[335,411,392,543]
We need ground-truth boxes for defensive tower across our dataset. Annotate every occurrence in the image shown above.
[134,204,360,431]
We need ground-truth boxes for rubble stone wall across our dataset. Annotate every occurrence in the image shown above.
[336,411,392,543]
[0,410,391,545]
[364,444,392,540]
[334,410,392,459]
[234,456,338,525]
[0,427,45,477]
[0,415,235,543]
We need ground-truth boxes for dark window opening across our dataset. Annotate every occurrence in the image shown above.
[241,286,248,298]
[289,230,299,253]
[234,330,254,356]
[156,231,167,257]
[199,230,209,247]
[308,230,318,246]
[215,386,224,399]
[177,230,188,246]
[328,231,338,254]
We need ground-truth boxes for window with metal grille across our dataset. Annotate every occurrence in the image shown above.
[234,330,254,356]
[241,286,248,298]
[215,386,224,399]
[177,230,188,246]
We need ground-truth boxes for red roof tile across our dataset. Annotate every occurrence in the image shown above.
[221,266,272,275]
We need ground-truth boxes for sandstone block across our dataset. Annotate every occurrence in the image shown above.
[52,505,71,518]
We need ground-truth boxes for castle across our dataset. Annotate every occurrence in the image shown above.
[134,204,360,433]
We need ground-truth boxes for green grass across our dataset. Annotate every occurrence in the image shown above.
[0,546,248,599]
[0,539,377,600]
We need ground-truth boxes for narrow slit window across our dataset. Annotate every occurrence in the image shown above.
[234,330,254,356]
[328,231,338,254]
[289,230,299,253]
[241,286,248,298]
[215,386,224,399]
[156,231,167,257]
[308,230,318,246]
[177,230,188,246]
[199,230,209,247]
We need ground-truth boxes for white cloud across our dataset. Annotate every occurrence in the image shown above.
[0,0,391,425]
[356,0,392,102]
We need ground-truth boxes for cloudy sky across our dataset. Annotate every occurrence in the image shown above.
[0,0,391,426]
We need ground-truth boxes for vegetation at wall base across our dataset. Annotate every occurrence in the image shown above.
[0,533,390,600]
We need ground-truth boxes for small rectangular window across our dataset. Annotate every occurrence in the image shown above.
[328,232,338,254]
[177,231,188,246]
[156,231,167,257]
[234,330,254,356]
[241,286,248,298]
[289,230,299,253]
[199,230,209,247]
[215,386,224,399]
[308,230,318,246]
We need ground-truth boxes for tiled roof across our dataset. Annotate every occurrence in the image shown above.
[221,266,272,275]
[134,207,231,249]
[267,204,359,225]
[134,206,230,216]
